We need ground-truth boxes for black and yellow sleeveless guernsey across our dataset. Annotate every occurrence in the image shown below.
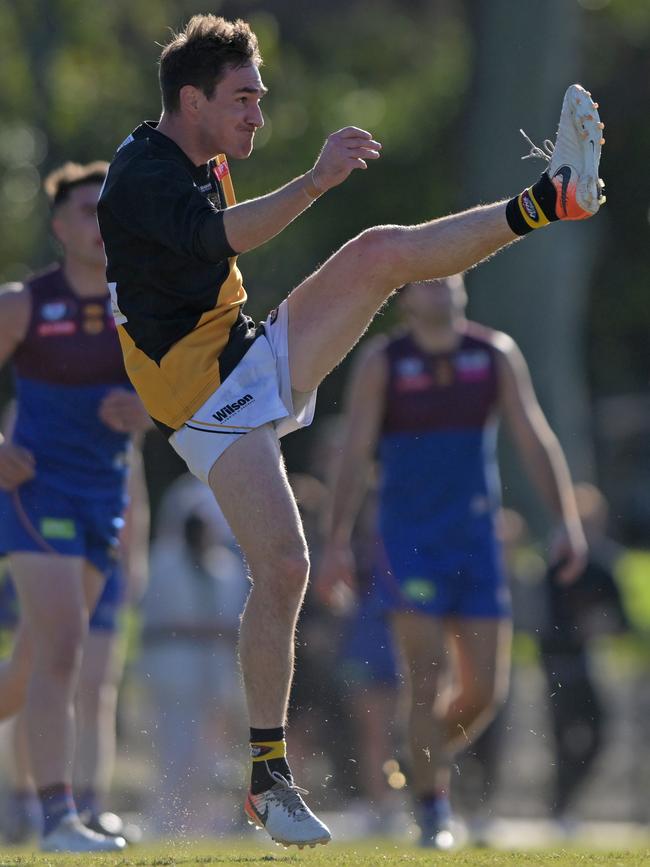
[97,122,258,436]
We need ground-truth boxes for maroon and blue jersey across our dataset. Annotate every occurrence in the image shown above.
[374,324,509,616]
[10,264,132,498]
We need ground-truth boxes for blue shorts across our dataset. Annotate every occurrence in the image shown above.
[0,478,125,579]
[374,531,511,619]
[87,565,124,631]
[0,562,124,633]
[338,592,399,686]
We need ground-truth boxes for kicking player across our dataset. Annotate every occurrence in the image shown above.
[316,275,587,847]
[0,162,151,852]
[97,13,604,848]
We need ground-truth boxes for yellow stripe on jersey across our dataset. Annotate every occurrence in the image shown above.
[117,264,245,430]
[117,155,250,431]
[215,153,237,206]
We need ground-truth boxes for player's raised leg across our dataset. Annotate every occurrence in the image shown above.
[208,424,331,849]
[288,84,604,393]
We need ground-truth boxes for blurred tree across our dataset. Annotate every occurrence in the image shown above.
[0,0,647,525]
[460,0,596,533]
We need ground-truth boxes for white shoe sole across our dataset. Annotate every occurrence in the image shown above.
[246,816,331,848]
[551,83,605,215]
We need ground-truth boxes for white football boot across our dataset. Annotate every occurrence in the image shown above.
[245,772,331,849]
[521,83,605,219]
[41,813,127,852]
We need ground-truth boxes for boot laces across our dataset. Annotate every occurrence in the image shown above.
[270,772,311,820]
[519,129,555,163]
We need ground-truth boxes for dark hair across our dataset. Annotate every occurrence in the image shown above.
[159,14,262,113]
[44,161,108,211]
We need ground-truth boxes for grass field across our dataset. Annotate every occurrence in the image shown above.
[0,839,649,867]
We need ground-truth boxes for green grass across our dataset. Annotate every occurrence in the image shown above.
[0,840,649,867]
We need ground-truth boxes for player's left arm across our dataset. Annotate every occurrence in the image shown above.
[98,387,153,435]
[120,445,150,604]
[495,334,587,584]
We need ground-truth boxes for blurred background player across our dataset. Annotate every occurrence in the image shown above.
[138,473,248,836]
[1,455,147,845]
[317,275,587,848]
[0,162,151,852]
[539,482,629,829]
[287,420,399,823]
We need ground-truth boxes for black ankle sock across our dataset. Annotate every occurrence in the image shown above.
[250,727,293,795]
[506,172,559,236]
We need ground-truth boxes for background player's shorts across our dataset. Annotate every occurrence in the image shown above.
[338,594,399,686]
[0,562,124,632]
[88,565,124,631]
[170,299,317,484]
[0,477,125,580]
[374,533,511,619]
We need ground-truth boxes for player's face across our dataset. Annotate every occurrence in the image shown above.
[197,62,266,159]
[52,183,105,270]
[400,278,467,324]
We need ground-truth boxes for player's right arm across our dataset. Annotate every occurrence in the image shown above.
[0,284,35,490]
[315,336,388,606]
[101,127,381,268]
[222,127,382,254]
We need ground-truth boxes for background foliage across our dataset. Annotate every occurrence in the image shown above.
[0,0,648,532]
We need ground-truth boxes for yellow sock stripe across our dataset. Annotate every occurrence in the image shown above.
[250,740,286,762]
[527,187,551,227]
[518,187,550,230]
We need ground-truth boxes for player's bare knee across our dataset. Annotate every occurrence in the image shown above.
[410,669,444,707]
[36,629,86,680]
[276,549,310,599]
[458,682,501,727]
[352,226,411,291]
[252,543,310,603]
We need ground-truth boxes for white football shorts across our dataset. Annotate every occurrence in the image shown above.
[169,299,317,484]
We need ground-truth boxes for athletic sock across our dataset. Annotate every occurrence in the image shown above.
[416,790,452,823]
[75,787,100,820]
[249,726,293,795]
[38,783,76,837]
[6,789,43,836]
[506,172,559,236]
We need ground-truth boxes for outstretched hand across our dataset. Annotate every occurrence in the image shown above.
[311,127,382,193]
[0,442,35,490]
[98,388,152,435]
[314,539,357,613]
[548,521,588,585]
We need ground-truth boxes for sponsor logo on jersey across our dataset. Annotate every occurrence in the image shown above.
[214,159,230,181]
[40,301,69,321]
[212,393,254,423]
[395,357,433,392]
[40,518,76,540]
[37,321,77,337]
[83,316,104,334]
[402,577,437,603]
[456,350,490,382]
[434,359,454,387]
